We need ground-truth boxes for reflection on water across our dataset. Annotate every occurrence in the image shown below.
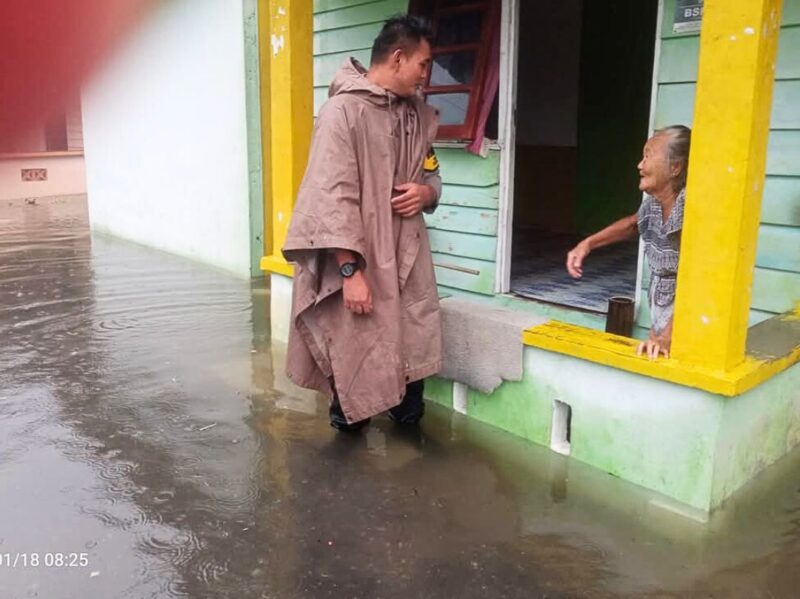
[2,195,800,598]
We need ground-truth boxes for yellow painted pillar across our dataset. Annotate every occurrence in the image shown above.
[671,0,783,371]
[260,0,313,277]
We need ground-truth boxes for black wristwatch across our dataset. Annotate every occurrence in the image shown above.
[339,262,359,278]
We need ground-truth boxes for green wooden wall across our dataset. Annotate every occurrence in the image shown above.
[425,149,500,296]
[313,0,501,296]
[636,0,800,331]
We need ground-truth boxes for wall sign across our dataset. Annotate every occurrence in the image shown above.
[673,0,703,34]
[21,168,47,181]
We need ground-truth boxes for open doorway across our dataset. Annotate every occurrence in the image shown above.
[509,0,658,312]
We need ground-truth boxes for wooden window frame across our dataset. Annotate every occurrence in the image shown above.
[411,0,497,141]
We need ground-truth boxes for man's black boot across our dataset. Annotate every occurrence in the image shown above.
[388,379,425,425]
[329,398,370,432]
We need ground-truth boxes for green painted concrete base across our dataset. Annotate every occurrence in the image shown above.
[426,348,800,514]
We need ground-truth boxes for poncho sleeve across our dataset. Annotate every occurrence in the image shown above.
[422,146,442,214]
[282,99,366,266]
[418,100,442,215]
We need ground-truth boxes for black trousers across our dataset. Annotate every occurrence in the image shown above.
[329,379,425,431]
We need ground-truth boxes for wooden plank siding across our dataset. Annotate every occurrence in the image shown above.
[424,205,498,236]
[428,229,496,261]
[313,0,501,296]
[762,177,800,226]
[315,0,408,30]
[642,260,800,317]
[658,27,800,82]
[656,81,800,130]
[638,0,800,329]
[430,148,501,295]
[313,0,407,114]
[431,253,495,296]
[637,287,777,329]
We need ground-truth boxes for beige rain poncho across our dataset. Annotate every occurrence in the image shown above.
[282,58,443,423]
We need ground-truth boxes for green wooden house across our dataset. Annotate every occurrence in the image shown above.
[259,0,800,518]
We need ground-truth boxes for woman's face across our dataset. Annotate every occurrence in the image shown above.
[637,135,675,196]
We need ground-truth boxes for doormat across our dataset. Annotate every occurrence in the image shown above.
[510,239,638,313]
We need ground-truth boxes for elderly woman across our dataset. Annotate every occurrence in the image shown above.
[566,125,691,360]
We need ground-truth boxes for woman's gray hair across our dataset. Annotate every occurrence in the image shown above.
[655,125,691,190]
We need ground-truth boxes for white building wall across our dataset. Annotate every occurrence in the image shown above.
[82,0,252,277]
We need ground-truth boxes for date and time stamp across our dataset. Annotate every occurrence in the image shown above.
[0,552,90,569]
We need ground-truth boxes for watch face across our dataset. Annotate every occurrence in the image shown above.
[340,263,356,277]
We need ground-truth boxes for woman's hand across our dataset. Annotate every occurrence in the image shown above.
[342,271,373,315]
[637,329,671,361]
[565,214,638,279]
[566,240,591,278]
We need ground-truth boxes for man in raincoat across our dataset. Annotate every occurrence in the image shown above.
[282,15,443,432]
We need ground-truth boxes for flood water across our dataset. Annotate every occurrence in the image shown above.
[2,195,800,598]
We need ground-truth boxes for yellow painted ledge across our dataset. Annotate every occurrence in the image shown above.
[522,318,800,397]
[260,254,294,277]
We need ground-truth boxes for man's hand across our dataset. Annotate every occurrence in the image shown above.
[566,240,591,279]
[391,183,435,217]
[637,329,671,361]
[343,271,373,315]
